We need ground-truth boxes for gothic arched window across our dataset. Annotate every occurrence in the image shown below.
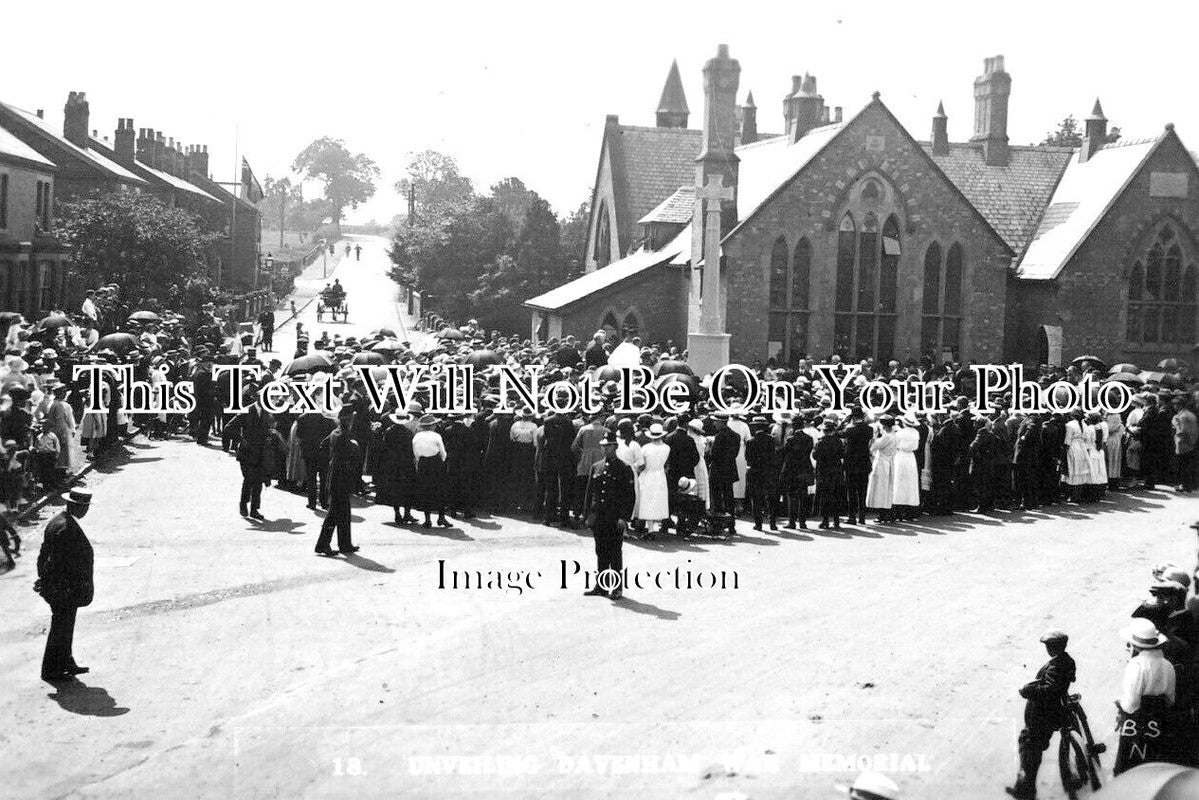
[767,236,811,364]
[1127,224,1198,344]
[593,202,612,268]
[601,311,619,337]
[622,310,640,338]
[832,182,904,361]
[921,241,964,360]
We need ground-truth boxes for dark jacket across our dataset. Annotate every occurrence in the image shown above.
[1014,419,1042,464]
[842,421,873,475]
[812,434,846,490]
[745,430,778,493]
[540,413,577,470]
[584,454,635,525]
[709,426,741,484]
[321,429,363,483]
[1020,651,1076,729]
[778,429,815,490]
[36,511,94,608]
[229,407,272,467]
[664,428,700,479]
[295,412,337,463]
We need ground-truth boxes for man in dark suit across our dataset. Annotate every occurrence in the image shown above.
[1039,413,1066,505]
[582,432,634,599]
[745,416,778,531]
[224,394,272,520]
[709,414,740,523]
[538,410,578,526]
[1013,415,1042,510]
[664,415,700,530]
[36,488,94,682]
[842,408,872,525]
[190,357,215,445]
[296,407,337,510]
[1006,630,1076,799]
[970,419,1000,513]
[316,407,362,556]
[813,419,846,529]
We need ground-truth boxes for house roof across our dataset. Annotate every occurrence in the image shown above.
[638,185,694,225]
[0,102,147,185]
[525,226,690,313]
[926,142,1074,255]
[89,138,222,203]
[0,126,55,169]
[1016,135,1163,280]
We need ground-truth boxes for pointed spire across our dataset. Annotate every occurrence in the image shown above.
[1088,98,1106,121]
[935,100,946,118]
[744,90,756,109]
[1081,97,1108,163]
[656,59,689,128]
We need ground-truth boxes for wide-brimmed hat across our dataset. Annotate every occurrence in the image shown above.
[845,770,901,800]
[646,422,666,439]
[418,414,438,427]
[687,418,705,434]
[1123,618,1168,649]
[62,488,93,506]
[388,410,412,425]
[678,477,696,492]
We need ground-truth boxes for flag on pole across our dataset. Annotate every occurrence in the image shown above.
[241,157,264,203]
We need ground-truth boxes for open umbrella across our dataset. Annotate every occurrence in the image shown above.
[607,341,641,368]
[371,327,397,339]
[352,351,387,366]
[655,372,700,398]
[594,365,623,383]
[1158,357,1182,370]
[1140,371,1167,385]
[1071,355,1107,370]
[128,310,160,323]
[1105,372,1144,385]
[94,332,141,354]
[1108,363,1140,375]
[1095,763,1199,799]
[412,333,446,355]
[654,359,694,377]
[437,327,465,341]
[38,312,71,330]
[371,339,407,353]
[285,353,334,376]
[465,349,501,369]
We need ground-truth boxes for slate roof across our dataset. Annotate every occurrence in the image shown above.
[926,142,1073,256]
[608,124,701,249]
[525,226,690,313]
[639,185,694,225]
[0,126,54,169]
[0,102,147,185]
[88,138,222,203]
[1017,135,1164,280]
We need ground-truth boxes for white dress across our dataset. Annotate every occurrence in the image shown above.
[616,438,644,517]
[865,431,897,509]
[891,427,921,506]
[1104,413,1124,480]
[688,432,711,509]
[728,418,751,500]
[637,440,670,521]
[1088,423,1108,486]
[1064,420,1092,486]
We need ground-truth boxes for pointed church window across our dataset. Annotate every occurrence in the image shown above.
[863,211,879,233]
[1182,265,1196,302]
[769,237,789,309]
[1146,244,1163,301]
[791,238,811,310]
[1127,225,1199,344]
[836,214,856,313]
[1165,245,1182,301]
[861,179,881,204]
[923,243,942,314]
[1129,262,1144,301]
[602,312,619,335]
[594,202,612,268]
[944,243,963,317]
[622,311,640,338]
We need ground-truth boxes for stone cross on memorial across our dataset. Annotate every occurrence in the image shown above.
[695,173,734,333]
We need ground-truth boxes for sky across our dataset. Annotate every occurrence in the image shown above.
[6,0,1198,224]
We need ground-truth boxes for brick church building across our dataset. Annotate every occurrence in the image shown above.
[525,48,1199,371]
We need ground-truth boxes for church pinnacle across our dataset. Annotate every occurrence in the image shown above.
[656,59,690,128]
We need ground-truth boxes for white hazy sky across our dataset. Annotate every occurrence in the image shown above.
[6,1,1197,224]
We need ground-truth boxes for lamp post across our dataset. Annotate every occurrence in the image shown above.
[264,252,274,295]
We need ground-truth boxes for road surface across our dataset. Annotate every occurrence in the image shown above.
[2,235,1197,798]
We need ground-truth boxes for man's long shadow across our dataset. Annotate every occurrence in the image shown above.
[341,553,396,573]
[610,595,680,620]
[46,678,130,717]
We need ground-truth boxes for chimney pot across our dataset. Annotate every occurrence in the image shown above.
[834,106,843,123]
[971,54,1011,166]
[931,100,950,156]
[36,109,43,118]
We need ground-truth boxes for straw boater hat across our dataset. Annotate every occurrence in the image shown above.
[687,418,705,434]
[389,409,412,425]
[1123,618,1168,650]
[418,414,438,428]
[678,477,696,492]
[62,487,93,506]
[646,422,666,439]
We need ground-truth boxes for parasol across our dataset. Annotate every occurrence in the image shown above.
[654,359,694,377]
[1071,355,1106,370]
[285,352,334,376]
[38,312,72,330]
[352,351,387,365]
[1108,363,1140,375]
[465,349,501,369]
[437,327,465,341]
[607,341,641,367]
[1140,371,1166,385]
[371,327,397,338]
[1105,372,1144,385]
[594,365,622,383]
[94,332,141,353]
[371,339,407,353]
[1094,763,1199,799]
[128,310,160,323]
[1158,357,1182,371]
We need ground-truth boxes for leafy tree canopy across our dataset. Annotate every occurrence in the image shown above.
[292,137,379,226]
[1040,114,1121,147]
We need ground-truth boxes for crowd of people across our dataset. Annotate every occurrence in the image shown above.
[201,319,1197,555]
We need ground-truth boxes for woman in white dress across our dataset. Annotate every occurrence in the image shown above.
[686,419,711,510]
[1063,409,1092,501]
[1104,410,1125,489]
[865,416,898,522]
[1085,412,1108,501]
[637,423,671,538]
[615,419,643,521]
[891,416,921,520]
[727,414,751,507]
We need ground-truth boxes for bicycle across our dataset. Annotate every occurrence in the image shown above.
[1058,692,1104,798]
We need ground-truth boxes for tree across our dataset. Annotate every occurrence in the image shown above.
[559,196,591,267]
[259,175,305,232]
[490,177,534,228]
[1041,114,1121,147]
[57,190,217,306]
[292,137,379,227]
[395,150,474,222]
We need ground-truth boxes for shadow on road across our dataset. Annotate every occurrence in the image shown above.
[611,596,681,620]
[341,553,396,573]
[46,678,130,717]
[251,517,307,535]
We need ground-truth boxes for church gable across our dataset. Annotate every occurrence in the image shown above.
[721,98,1013,365]
[586,131,620,271]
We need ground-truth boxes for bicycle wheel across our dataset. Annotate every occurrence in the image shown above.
[1073,706,1103,791]
[1059,728,1091,799]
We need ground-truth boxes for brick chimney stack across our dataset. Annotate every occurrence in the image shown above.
[188,144,209,178]
[154,132,166,170]
[1079,98,1107,164]
[971,55,1011,166]
[114,118,135,165]
[137,128,154,166]
[931,101,949,156]
[785,74,824,143]
[63,91,90,148]
[739,91,758,145]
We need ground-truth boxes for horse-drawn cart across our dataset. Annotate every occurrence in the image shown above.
[317,284,348,322]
